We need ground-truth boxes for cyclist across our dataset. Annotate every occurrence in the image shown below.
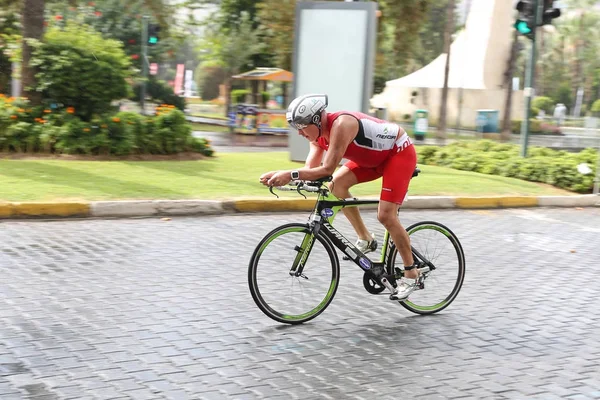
[259,94,419,300]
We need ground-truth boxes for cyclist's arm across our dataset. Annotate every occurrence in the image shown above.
[302,142,324,169]
[295,115,357,181]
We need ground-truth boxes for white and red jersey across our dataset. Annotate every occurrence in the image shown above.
[316,111,413,168]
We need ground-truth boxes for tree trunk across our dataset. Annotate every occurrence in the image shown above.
[501,30,520,141]
[535,28,544,97]
[437,0,455,140]
[572,11,585,116]
[21,0,45,105]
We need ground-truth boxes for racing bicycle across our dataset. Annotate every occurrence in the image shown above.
[248,168,465,324]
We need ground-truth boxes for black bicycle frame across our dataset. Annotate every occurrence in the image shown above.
[294,197,434,277]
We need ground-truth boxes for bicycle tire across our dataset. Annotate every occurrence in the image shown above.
[248,223,340,324]
[388,221,465,315]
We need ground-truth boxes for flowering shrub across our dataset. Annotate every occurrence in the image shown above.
[0,96,213,156]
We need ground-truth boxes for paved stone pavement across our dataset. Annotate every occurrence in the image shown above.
[1,208,600,400]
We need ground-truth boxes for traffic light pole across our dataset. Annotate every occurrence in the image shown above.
[141,16,149,115]
[520,0,540,157]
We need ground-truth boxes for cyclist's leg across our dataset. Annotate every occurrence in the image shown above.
[377,145,418,279]
[329,162,380,241]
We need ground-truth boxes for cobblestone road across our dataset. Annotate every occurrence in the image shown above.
[1,208,600,399]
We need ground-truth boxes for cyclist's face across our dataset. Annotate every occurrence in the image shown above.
[298,125,319,141]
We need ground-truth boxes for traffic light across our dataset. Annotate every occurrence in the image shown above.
[514,0,535,39]
[148,24,160,45]
[541,0,561,25]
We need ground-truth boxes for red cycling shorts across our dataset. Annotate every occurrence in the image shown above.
[344,144,417,205]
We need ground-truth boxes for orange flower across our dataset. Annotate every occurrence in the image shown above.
[66,107,75,114]
[83,128,90,132]
[112,117,121,123]
[40,119,47,124]
[10,115,17,119]
[44,109,51,114]
[101,124,108,128]
[17,108,25,113]
[0,94,5,98]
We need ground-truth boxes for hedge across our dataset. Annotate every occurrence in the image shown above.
[417,140,597,193]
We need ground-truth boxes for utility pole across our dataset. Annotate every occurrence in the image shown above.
[515,0,561,157]
[519,0,539,157]
[141,15,149,115]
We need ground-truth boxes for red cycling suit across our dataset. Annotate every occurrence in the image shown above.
[316,111,417,205]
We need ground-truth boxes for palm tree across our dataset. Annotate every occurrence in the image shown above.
[437,0,455,140]
[21,0,45,104]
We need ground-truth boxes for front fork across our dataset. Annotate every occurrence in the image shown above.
[290,199,344,277]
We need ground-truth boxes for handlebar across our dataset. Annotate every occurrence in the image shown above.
[275,182,321,192]
[269,176,332,198]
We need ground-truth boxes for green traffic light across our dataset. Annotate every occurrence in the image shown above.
[515,20,532,34]
[148,36,158,44]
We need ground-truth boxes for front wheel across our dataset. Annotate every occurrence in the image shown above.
[248,223,340,324]
[388,221,465,314]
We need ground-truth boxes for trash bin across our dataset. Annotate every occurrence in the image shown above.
[413,109,428,141]
[476,109,499,133]
[374,107,388,121]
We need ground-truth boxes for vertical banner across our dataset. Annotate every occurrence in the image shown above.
[174,64,185,95]
[184,70,193,97]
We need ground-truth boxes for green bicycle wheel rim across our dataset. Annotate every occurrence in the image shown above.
[403,223,459,311]
[256,226,338,322]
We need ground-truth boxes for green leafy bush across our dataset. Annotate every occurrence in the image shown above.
[511,119,562,135]
[591,99,600,116]
[131,77,186,111]
[416,140,597,193]
[231,89,250,104]
[195,62,226,100]
[532,96,555,114]
[30,23,132,121]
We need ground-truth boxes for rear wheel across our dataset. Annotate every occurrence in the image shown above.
[248,223,340,324]
[388,221,465,314]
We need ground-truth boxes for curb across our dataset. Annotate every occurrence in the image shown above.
[0,195,598,220]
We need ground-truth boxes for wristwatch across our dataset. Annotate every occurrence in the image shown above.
[291,170,300,180]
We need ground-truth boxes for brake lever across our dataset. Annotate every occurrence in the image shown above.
[269,186,279,198]
[296,185,307,199]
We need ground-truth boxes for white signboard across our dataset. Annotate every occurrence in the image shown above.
[289,1,377,162]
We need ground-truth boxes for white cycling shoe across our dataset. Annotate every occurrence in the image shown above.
[355,232,377,253]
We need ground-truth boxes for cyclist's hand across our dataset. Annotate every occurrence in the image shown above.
[266,171,291,187]
[260,171,277,186]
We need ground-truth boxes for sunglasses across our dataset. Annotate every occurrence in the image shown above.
[289,122,308,130]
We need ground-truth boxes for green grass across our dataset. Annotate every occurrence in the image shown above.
[189,122,231,133]
[0,152,573,202]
